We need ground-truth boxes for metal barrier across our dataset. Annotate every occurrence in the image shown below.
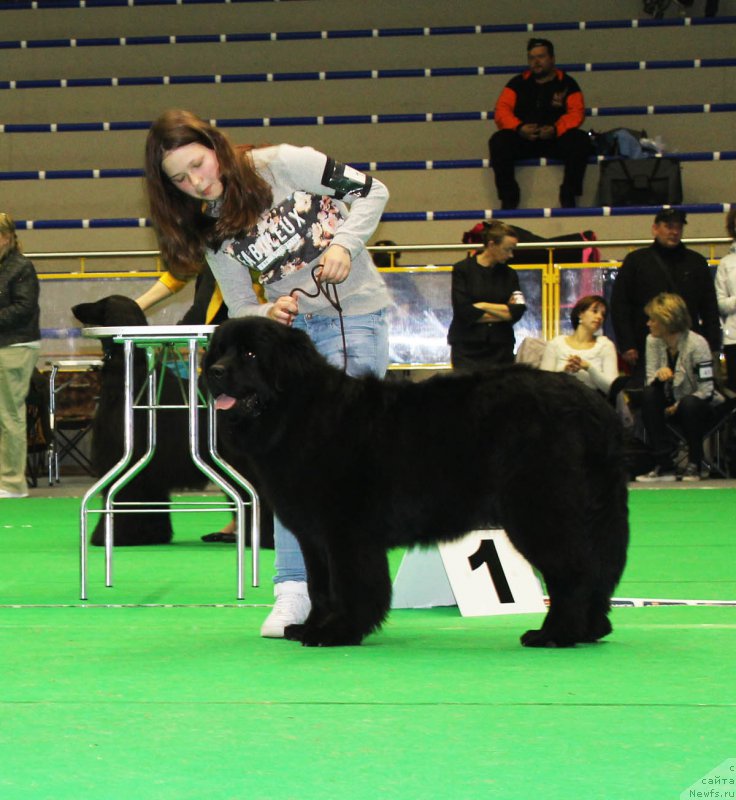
[29,235,732,366]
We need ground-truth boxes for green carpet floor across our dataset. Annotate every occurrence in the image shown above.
[0,489,734,799]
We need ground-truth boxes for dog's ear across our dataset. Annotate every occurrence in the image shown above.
[285,325,320,365]
[266,324,325,392]
[72,299,108,325]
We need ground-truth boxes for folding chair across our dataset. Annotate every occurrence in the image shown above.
[666,397,736,478]
[46,360,103,482]
[25,368,51,488]
[514,337,547,368]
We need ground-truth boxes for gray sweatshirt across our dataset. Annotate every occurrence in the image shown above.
[205,144,391,318]
[645,330,724,404]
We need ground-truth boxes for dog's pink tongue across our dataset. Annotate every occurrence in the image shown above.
[214,394,237,411]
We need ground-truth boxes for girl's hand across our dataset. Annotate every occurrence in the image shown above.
[267,295,299,326]
[317,244,351,284]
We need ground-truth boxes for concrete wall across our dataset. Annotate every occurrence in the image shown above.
[0,0,732,264]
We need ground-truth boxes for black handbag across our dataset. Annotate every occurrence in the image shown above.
[596,157,683,206]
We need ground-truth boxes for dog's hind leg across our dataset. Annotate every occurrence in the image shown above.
[520,569,592,648]
[582,532,628,643]
[581,587,613,643]
[286,543,392,647]
[502,506,592,647]
[585,491,629,643]
[523,529,626,647]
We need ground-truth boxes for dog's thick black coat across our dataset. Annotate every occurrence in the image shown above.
[205,317,629,648]
[72,295,271,547]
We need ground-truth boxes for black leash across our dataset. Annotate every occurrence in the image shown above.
[290,265,348,372]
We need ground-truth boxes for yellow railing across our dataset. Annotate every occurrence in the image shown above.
[30,236,731,346]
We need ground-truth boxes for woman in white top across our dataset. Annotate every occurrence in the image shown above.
[714,207,736,391]
[540,294,618,394]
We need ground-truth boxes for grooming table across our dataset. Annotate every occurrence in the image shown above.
[79,325,259,601]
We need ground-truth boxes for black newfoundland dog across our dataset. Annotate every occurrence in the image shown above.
[72,295,271,547]
[205,317,629,648]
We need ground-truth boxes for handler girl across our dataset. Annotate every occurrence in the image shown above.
[144,109,390,638]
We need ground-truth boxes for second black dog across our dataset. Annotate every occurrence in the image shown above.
[73,295,271,547]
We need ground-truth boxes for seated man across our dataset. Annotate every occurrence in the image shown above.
[489,38,590,209]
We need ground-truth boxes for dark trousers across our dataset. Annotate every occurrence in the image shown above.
[677,0,719,15]
[723,344,736,392]
[488,127,590,205]
[451,341,514,372]
[641,382,714,467]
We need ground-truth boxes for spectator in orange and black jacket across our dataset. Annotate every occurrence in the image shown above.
[489,38,591,210]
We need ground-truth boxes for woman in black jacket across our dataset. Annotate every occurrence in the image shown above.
[0,213,41,499]
[448,221,526,370]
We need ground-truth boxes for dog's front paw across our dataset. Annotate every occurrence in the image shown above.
[283,623,306,642]
[286,620,364,647]
[520,628,575,648]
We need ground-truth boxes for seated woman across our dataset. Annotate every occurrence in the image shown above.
[636,292,723,483]
[540,294,618,395]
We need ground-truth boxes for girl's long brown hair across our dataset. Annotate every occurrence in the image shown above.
[144,109,273,278]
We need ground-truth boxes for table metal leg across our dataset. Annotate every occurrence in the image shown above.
[206,400,261,594]
[102,346,158,588]
[79,340,136,601]
[183,339,260,599]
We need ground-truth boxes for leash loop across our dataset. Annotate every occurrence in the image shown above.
[289,265,348,371]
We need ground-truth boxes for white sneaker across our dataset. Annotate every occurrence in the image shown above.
[0,489,29,499]
[260,581,311,638]
[635,466,677,483]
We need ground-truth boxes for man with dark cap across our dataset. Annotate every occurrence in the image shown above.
[610,208,721,381]
[489,38,591,210]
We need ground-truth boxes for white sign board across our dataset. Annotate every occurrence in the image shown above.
[392,529,546,617]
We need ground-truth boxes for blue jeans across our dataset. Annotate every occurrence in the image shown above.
[273,309,389,583]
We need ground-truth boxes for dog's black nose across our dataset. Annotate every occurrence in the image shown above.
[207,364,226,381]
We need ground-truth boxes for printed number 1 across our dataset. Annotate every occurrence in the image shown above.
[468,538,515,604]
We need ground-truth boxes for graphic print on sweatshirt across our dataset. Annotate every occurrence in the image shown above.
[225,192,344,285]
